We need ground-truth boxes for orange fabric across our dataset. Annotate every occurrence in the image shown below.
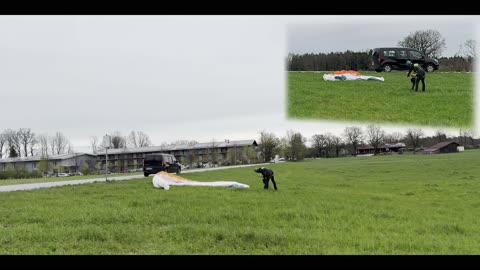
[157,171,194,182]
[329,70,362,76]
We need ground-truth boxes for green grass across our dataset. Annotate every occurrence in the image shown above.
[288,71,474,127]
[0,172,142,186]
[1,150,480,254]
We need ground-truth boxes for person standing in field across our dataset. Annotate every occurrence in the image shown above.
[407,61,426,92]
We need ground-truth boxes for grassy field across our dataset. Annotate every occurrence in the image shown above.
[288,71,474,127]
[0,172,143,186]
[1,150,480,254]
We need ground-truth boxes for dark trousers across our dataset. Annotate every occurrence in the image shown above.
[414,76,425,92]
[263,177,278,190]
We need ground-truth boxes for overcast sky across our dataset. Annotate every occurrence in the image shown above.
[1,16,479,153]
[288,16,476,57]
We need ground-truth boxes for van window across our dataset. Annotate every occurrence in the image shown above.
[383,50,396,57]
[410,50,423,59]
[398,50,407,57]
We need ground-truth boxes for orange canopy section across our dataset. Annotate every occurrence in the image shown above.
[329,70,363,76]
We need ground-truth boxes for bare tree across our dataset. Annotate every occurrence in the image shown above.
[311,134,328,158]
[460,129,476,146]
[434,129,447,143]
[90,136,98,154]
[37,134,49,157]
[49,135,56,155]
[0,132,6,159]
[406,128,424,154]
[398,29,446,58]
[137,131,152,147]
[4,129,21,158]
[285,130,307,161]
[321,133,343,158]
[259,130,280,162]
[468,129,477,146]
[323,133,335,158]
[469,128,477,146]
[464,39,477,58]
[343,126,363,156]
[366,124,385,155]
[330,134,343,158]
[125,131,152,148]
[52,132,69,155]
[277,137,287,159]
[174,140,191,145]
[110,131,126,149]
[67,143,74,154]
[385,132,404,143]
[29,136,37,156]
[18,128,36,157]
[127,131,138,148]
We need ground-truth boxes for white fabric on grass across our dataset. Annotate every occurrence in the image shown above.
[323,74,384,81]
[152,172,249,190]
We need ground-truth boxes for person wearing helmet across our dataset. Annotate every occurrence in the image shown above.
[407,61,426,92]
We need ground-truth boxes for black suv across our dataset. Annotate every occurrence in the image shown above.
[371,47,439,72]
[143,153,181,177]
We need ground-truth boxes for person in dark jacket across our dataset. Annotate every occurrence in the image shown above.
[407,61,426,92]
[406,61,416,90]
[253,167,278,190]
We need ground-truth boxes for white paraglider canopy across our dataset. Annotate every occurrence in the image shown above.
[323,70,384,81]
[152,171,249,190]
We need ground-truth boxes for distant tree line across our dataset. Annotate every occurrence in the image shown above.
[0,129,153,159]
[258,126,480,162]
[287,29,476,72]
[287,52,475,72]
[287,51,372,71]
[437,56,474,72]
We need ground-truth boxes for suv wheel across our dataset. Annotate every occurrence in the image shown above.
[383,64,392,72]
[177,167,181,174]
[426,64,435,72]
[144,173,149,177]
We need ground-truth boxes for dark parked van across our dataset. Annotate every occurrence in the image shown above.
[143,153,181,177]
[371,47,439,72]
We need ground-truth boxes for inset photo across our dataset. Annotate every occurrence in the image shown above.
[287,18,476,128]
